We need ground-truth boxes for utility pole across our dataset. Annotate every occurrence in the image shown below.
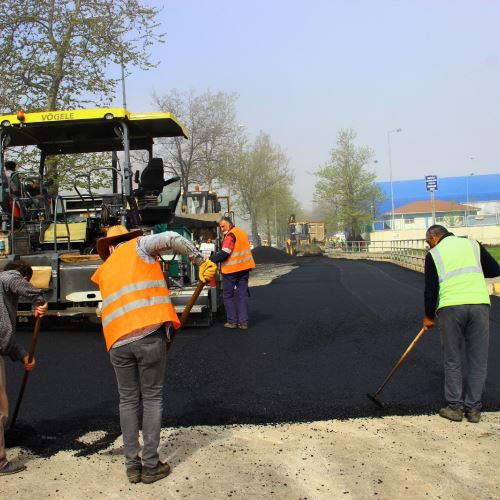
[121,61,128,110]
[431,191,436,225]
[274,202,278,247]
[387,128,402,230]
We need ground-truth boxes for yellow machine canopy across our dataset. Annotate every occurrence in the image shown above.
[0,108,188,154]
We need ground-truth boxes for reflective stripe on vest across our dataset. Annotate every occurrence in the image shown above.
[102,280,167,310]
[429,236,490,309]
[221,226,256,274]
[102,295,173,328]
[223,254,254,267]
[91,238,181,350]
[431,239,482,283]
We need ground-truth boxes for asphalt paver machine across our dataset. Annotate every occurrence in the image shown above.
[0,108,219,324]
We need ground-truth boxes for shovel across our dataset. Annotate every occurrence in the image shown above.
[166,280,206,351]
[10,317,42,429]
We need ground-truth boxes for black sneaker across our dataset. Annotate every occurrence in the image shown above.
[465,410,481,423]
[0,462,27,475]
[141,461,171,484]
[126,465,142,484]
[438,406,464,422]
[224,322,238,329]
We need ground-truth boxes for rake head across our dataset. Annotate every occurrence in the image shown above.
[366,392,385,409]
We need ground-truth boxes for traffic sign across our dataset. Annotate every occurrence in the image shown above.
[425,175,438,192]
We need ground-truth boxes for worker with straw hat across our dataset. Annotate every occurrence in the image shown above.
[91,225,216,484]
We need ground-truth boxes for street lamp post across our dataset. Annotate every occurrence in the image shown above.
[466,171,474,227]
[387,128,402,230]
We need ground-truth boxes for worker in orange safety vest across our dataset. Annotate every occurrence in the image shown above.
[91,225,216,484]
[209,216,255,330]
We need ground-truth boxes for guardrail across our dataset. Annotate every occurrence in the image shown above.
[327,239,427,272]
[389,239,427,272]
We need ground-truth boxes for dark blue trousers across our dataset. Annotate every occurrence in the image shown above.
[222,270,250,326]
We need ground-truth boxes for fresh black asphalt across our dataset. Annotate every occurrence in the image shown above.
[5,257,500,456]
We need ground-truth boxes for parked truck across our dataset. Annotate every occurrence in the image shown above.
[307,221,326,245]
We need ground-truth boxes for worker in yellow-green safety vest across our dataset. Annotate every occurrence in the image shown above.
[423,225,500,424]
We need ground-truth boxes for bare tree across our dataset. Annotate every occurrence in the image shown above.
[154,89,241,207]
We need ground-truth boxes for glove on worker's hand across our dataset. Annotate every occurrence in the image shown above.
[199,259,217,283]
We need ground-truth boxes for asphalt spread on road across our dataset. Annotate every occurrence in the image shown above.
[5,257,500,457]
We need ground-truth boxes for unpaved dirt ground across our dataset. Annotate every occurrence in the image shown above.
[3,413,499,499]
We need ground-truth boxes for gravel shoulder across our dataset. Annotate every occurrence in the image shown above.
[249,263,298,287]
[3,412,499,499]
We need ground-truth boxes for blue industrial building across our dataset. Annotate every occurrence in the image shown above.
[376,173,500,215]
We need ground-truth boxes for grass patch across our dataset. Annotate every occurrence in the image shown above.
[486,246,500,263]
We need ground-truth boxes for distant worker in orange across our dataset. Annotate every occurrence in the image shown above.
[210,217,255,330]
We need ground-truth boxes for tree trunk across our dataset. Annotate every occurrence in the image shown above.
[181,178,189,213]
[266,213,271,245]
[251,213,259,246]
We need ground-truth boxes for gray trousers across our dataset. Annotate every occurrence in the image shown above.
[109,329,167,469]
[437,304,490,411]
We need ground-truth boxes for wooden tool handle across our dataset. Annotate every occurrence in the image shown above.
[167,281,206,351]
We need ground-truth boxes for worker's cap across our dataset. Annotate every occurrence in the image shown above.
[96,225,143,261]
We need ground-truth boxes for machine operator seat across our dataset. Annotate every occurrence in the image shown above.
[135,157,165,197]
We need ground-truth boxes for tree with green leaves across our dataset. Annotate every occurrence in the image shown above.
[154,89,242,207]
[0,0,164,192]
[225,132,293,243]
[0,0,163,112]
[314,129,383,237]
[259,184,300,247]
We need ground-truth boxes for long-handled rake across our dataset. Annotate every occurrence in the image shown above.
[367,327,426,408]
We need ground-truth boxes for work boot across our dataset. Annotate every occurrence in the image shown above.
[126,465,142,484]
[465,410,481,423]
[0,462,27,475]
[224,322,237,329]
[238,324,248,330]
[438,406,464,422]
[141,461,171,484]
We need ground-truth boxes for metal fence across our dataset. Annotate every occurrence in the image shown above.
[327,239,427,272]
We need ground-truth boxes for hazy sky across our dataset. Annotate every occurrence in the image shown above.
[119,0,500,209]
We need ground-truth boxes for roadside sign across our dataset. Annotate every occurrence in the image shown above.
[425,175,438,192]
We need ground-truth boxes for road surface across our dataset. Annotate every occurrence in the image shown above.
[6,257,500,457]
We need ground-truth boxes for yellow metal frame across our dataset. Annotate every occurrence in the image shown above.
[0,108,188,139]
[0,108,128,125]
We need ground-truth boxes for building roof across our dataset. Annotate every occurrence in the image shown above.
[384,199,479,215]
[376,173,500,214]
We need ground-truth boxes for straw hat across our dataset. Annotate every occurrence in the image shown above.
[96,225,143,261]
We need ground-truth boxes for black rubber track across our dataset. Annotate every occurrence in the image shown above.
[5,257,500,457]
